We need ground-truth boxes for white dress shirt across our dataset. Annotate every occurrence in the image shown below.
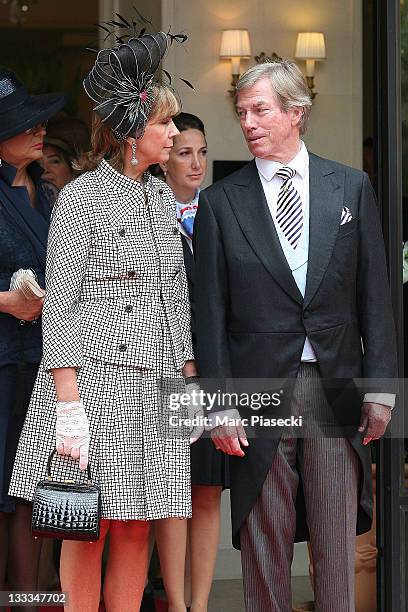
[256,141,316,362]
[255,142,394,408]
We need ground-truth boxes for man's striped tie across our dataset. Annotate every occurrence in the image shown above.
[275,167,303,249]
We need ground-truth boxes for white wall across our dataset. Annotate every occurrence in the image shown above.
[163,0,362,187]
[99,0,161,46]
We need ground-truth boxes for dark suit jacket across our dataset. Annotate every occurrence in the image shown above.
[193,153,398,549]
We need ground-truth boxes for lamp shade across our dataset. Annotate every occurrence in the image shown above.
[295,32,326,60]
[220,29,251,58]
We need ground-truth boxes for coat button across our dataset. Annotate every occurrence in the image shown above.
[119,344,127,352]
[303,310,309,319]
[127,271,136,278]
[125,305,133,313]
[118,228,126,237]
[158,188,163,195]
[172,227,179,235]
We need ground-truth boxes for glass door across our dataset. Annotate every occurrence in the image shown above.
[373,1,408,610]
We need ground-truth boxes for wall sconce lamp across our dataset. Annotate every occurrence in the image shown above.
[295,32,326,100]
[220,29,252,95]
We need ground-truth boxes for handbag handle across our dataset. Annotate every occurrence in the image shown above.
[46,449,92,483]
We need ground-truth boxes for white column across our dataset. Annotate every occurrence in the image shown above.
[98,0,121,48]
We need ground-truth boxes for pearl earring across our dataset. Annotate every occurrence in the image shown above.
[131,141,138,166]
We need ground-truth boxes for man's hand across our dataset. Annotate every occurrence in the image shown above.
[358,402,391,445]
[211,408,249,457]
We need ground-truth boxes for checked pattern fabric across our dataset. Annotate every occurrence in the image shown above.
[8,159,193,521]
[276,167,303,249]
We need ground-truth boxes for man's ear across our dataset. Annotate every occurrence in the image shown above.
[291,107,304,127]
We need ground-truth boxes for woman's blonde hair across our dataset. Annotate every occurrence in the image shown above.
[77,83,181,173]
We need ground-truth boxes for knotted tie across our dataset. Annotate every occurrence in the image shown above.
[275,167,303,249]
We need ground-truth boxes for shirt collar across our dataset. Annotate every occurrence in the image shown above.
[175,189,200,219]
[255,141,309,182]
[0,160,44,187]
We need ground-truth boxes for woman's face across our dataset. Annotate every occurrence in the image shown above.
[133,115,179,166]
[0,123,46,168]
[41,145,73,190]
[163,128,207,194]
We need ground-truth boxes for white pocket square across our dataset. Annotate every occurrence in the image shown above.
[340,206,353,225]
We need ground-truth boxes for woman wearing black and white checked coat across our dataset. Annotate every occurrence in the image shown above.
[9,29,202,612]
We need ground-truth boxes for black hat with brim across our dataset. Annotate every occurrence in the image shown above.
[0,68,66,142]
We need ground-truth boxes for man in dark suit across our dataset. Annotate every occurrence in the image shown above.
[193,60,397,611]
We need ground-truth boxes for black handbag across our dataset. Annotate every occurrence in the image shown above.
[31,449,101,541]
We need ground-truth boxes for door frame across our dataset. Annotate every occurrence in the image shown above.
[374,1,407,610]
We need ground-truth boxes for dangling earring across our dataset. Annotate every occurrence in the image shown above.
[131,140,138,166]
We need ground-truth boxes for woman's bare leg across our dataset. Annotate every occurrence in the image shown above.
[103,520,150,612]
[155,518,188,612]
[184,522,192,607]
[60,518,110,611]
[189,486,222,612]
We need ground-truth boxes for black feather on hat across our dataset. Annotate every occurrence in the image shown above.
[83,15,193,142]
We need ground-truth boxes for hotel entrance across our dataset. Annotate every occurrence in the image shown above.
[0,0,407,609]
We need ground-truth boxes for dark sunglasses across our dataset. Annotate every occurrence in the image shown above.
[24,120,48,135]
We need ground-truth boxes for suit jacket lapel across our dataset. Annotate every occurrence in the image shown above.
[181,236,195,284]
[225,161,303,304]
[304,153,345,308]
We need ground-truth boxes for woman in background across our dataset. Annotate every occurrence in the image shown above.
[160,112,229,612]
[0,67,65,611]
[41,116,90,192]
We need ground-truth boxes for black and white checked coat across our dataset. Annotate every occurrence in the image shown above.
[43,158,194,372]
[9,159,194,519]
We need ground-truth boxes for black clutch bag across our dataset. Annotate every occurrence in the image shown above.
[31,450,101,541]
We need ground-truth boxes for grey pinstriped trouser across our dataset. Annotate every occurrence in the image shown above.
[241,364,360,612]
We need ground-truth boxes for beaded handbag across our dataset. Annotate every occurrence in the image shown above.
[31,450,101,541]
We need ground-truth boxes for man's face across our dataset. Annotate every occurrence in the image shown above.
[236,77,301,160]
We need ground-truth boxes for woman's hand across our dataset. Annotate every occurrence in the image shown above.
[185,381,205,444]
[55,401,90,470]
[0,289,44,321]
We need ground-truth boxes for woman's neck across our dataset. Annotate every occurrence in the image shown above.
[9,162,36,207]
[166,176,196,204]
[122,158,149,182]
[12,165,30,187]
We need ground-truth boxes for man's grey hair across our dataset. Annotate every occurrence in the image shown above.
[236,60,312,134]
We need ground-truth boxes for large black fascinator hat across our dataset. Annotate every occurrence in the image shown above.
[83,12,193,142]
